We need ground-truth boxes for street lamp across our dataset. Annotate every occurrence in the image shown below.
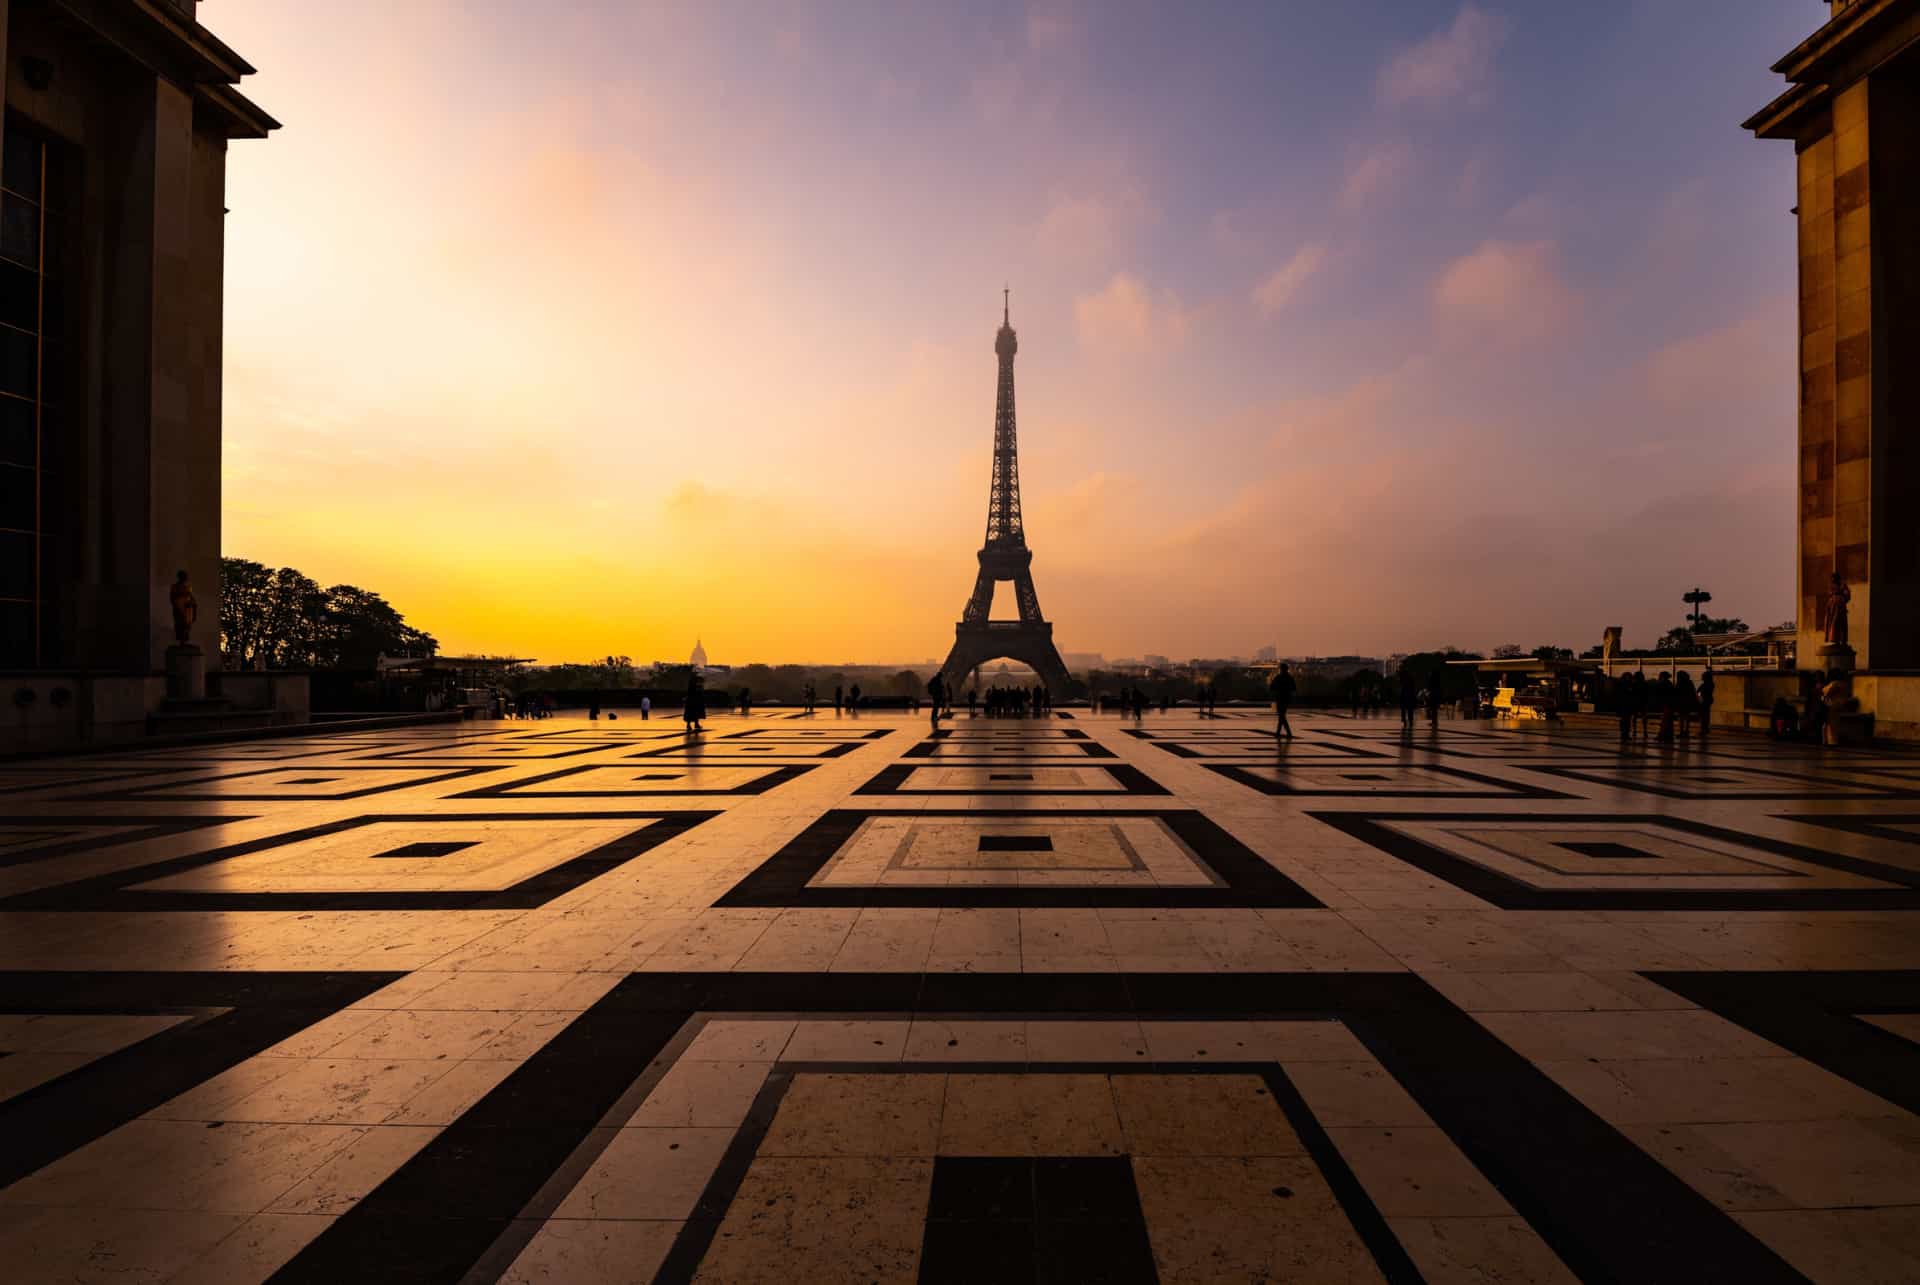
[1683,587,1713,632]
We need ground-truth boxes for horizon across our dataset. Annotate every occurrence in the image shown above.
[217,1,1808,663]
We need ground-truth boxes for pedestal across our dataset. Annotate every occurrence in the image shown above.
[1817,643,1856,675]
[166,643,205,700]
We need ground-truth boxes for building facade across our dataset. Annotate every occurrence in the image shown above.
[0,0,274,745]
[1748,0,1919,736]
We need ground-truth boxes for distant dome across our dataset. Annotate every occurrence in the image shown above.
[690,638,708,668]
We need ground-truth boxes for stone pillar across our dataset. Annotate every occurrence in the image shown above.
[1788,74,1920,674]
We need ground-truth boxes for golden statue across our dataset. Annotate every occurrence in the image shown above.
[1822,572,1851,647]
[168,569,197,645]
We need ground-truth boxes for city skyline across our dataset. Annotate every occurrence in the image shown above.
[217,1,1808,663]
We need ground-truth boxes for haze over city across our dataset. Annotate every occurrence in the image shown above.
[216,1,1811,663]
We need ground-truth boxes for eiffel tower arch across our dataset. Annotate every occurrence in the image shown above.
[938,294,1072,695]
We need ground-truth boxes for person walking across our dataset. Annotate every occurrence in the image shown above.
[849,683,861,715]
[1398,669,1418,731]
[641,694,651,721]
[589,699,600,721]
[1698,668,1715,739]
[684,674,706,733]
[927,673,946,732]
[1270,663,1297,739]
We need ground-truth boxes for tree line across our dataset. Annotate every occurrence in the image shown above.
[219,557,438,671]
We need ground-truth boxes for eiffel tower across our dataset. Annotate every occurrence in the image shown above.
[938,293,1072,695]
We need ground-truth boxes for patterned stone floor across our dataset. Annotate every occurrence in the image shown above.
[3,709,1920,1282]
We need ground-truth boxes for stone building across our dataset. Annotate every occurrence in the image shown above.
[1747,0,1920,738]
[0,0,280,746]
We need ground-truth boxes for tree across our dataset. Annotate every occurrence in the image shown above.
[218,558,273,669]
[1491,643,1526,660]
[1531,645,1573,661]
[597,655,635,687]
[218,558,437,670]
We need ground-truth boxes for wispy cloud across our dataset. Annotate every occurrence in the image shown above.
[1252,243,1328,317]
[1377,4,1508,109]
[1339,140,1414,211]
[1432,239,1578,344]
[1074,273,1194,353]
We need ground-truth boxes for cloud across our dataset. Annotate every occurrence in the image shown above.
[1073,273,1193,353]
[1339,141,1414,211]
[1431,239,1578,343]
[1376,4,1508,109]
[1027,6,1076,51]
[1035,182,1154,260]
[1643,305,1795,440]
[1252,243,1328,317]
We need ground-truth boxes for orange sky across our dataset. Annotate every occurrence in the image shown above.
[216,2,1805,665]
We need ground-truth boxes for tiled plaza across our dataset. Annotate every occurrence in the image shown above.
[4,711,1920,1282]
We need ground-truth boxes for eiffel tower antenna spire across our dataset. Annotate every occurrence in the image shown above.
[937,296,1071,694]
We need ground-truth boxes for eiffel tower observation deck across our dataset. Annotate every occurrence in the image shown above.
[938,293,1072,693]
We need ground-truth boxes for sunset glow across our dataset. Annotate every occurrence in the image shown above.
[216,1,1809,662]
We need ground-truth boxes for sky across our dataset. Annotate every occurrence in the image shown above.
[214,0,1815,665]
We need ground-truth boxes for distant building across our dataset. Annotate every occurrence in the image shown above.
[1253,645,1277,662]
[1061,652,1106,671]
[690,638,708,668]
[1144,654,1170,669]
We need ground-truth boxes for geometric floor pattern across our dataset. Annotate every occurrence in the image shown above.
[3,709,1920,1282]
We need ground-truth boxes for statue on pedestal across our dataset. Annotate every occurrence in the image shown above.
[1822,573,1851,647]
[168,570,197,646]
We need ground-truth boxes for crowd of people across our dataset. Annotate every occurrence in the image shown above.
[973,683,1051,717]
[1608,669,1715,743]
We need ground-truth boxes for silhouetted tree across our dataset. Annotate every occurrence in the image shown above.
[219,557,436,670]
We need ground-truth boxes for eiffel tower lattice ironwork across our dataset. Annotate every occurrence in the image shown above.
[938,293,1071,694]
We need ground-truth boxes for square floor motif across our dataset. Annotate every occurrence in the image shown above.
[855,764,1169,796]
[358,740,608,762]
[0,812,715,912]
[1314,811,1920,910]
[259,973,1794,1284]
[715,809,1318,908]
[1205,762,1566,798]
[451,763,815,798]
[74,764,496,802]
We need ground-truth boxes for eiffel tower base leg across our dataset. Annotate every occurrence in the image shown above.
[939,626,1071,696]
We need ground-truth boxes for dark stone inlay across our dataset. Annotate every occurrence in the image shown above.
[283,778,338,786]
[371,841,477,860]
[0,816,246,871]
[990,773,1035,781]
[921,1156,1158,1284]
[0,971,399,1192]
[1556,841,1657,861]
[637,773,683,781]
[978,835,1054,853]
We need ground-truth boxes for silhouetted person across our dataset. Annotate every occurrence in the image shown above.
[1614,675,1633,743]
[684,675,706,732]
[1769,694,1799,740]
[1270,663,1297,739]
[1804,672,1829,745]
[1630,671,1649,738]
[849,683,861,715]
[1399,670,1418,731]
[1674,671,1696,741]
[1698,668,1715,738]
[927,673,946,731]
[1425,676,1441,730]
[589,699,600,721]
[641,695,651,720]
[1655,672,1676,743]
